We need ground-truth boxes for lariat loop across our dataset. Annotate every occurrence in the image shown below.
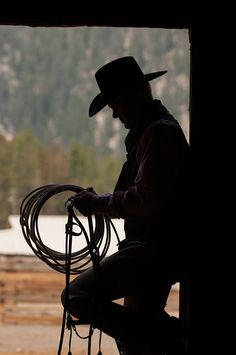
[20,184,120,275]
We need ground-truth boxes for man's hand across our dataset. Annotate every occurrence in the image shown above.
[71,188,98,216]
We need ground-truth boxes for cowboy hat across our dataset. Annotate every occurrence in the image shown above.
[89,56,167,117]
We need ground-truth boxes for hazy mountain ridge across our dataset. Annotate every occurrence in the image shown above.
[0,26,190,155]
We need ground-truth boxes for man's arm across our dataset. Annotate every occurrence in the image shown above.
[73,123,186,218]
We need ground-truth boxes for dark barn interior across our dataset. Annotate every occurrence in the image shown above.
[0,10,223,355]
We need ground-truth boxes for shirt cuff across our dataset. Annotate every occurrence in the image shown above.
[94,193,121,218]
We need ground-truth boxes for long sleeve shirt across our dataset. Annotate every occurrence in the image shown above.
[104,119,189,219]
[92,100,190,263]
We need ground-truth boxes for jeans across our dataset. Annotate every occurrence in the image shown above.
[61,241,181,353]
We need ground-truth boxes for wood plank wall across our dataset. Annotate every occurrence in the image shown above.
[0,255,179,325]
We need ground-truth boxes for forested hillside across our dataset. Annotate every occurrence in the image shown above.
[0,26,190,228]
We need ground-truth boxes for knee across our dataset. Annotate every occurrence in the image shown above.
[61,286,91,308]
[60,286,95,321]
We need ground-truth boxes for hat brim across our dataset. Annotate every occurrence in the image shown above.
[89,70,167,117]
[144,70,167,81]
[89,93,107,118]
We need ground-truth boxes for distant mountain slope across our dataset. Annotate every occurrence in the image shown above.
[0,26,189,154]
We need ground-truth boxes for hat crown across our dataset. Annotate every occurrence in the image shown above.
[89,56,167,117]
[95,56,145,100]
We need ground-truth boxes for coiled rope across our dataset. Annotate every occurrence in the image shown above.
[20,184,120,274]
[19,184,121,354]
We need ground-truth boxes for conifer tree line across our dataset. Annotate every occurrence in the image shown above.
[0,131,122,228]
[0,26,189,228]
